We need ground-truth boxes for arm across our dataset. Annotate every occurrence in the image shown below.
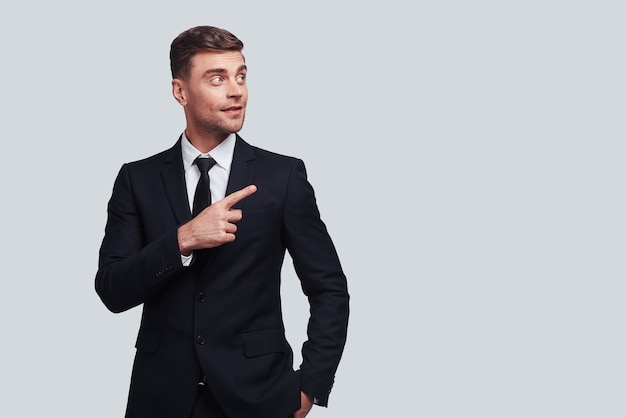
[95,164,257,313]
[283,159,350,407]
[95,164,185,313]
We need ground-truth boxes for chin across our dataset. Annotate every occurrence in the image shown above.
[229,120,245,133]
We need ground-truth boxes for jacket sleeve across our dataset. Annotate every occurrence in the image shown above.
[95,163,185,313]
[282,159,350,406]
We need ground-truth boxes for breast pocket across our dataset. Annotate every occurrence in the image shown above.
[241,202,276,218]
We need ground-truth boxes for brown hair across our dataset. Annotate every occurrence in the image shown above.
[170,26,244,80]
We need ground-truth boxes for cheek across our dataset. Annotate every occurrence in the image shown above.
[193,94,220,114]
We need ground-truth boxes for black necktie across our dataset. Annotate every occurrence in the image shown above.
[192,157,217,217]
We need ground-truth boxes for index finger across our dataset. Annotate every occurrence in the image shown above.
[220,185,257,209]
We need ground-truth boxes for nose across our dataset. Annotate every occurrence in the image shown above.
[227,79,244,98]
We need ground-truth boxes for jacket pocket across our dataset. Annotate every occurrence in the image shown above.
[135,329,160,353]
[242,202,276,218]
[241,329,287,357]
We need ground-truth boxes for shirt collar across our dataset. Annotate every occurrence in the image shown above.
[181,132,236,172]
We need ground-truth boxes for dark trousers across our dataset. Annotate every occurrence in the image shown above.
[190,383,296,418]
[191,384,229,418]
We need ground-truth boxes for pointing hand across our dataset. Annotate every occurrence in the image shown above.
[178,185,257,254]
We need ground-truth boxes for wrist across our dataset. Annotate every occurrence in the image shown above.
[177,224,193,256]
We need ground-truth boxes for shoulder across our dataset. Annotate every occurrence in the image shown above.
[121,141,181,173]
[238,136,303,168]
[253,145,300,164]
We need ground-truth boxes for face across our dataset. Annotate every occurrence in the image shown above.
[172,51,248,142]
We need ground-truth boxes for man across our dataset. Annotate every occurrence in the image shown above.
[95,26,349,418]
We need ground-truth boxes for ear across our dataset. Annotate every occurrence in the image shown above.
[172,79,187,106]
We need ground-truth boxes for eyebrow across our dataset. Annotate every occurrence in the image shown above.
[203,65,247,76]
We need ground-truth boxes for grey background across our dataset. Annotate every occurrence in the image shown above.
[1,1,624,417]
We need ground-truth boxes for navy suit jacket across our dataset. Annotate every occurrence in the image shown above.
[95,136,349,418]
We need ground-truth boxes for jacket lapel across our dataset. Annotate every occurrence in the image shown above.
[161,137,192,224]
[225,135,256,210]
[159,135,255,227]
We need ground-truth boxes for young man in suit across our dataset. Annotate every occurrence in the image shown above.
[95,25,349,418]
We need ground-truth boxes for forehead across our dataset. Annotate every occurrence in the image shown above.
[190,51,245,73]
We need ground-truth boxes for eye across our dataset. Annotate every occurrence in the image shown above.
[210,76,224,85]
[236,74,246,83]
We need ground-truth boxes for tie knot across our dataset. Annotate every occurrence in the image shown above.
[195,157,216,173]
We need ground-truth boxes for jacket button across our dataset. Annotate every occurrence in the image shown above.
[196,334,205,345]
[197,292,206,302]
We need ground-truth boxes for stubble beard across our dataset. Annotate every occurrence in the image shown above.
[195,111,246,141]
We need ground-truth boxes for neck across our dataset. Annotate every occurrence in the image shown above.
[184,127,229,153]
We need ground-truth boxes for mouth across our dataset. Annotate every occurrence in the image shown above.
[222,105,244,113]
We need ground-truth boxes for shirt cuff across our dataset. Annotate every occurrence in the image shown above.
[181,252,193,266]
